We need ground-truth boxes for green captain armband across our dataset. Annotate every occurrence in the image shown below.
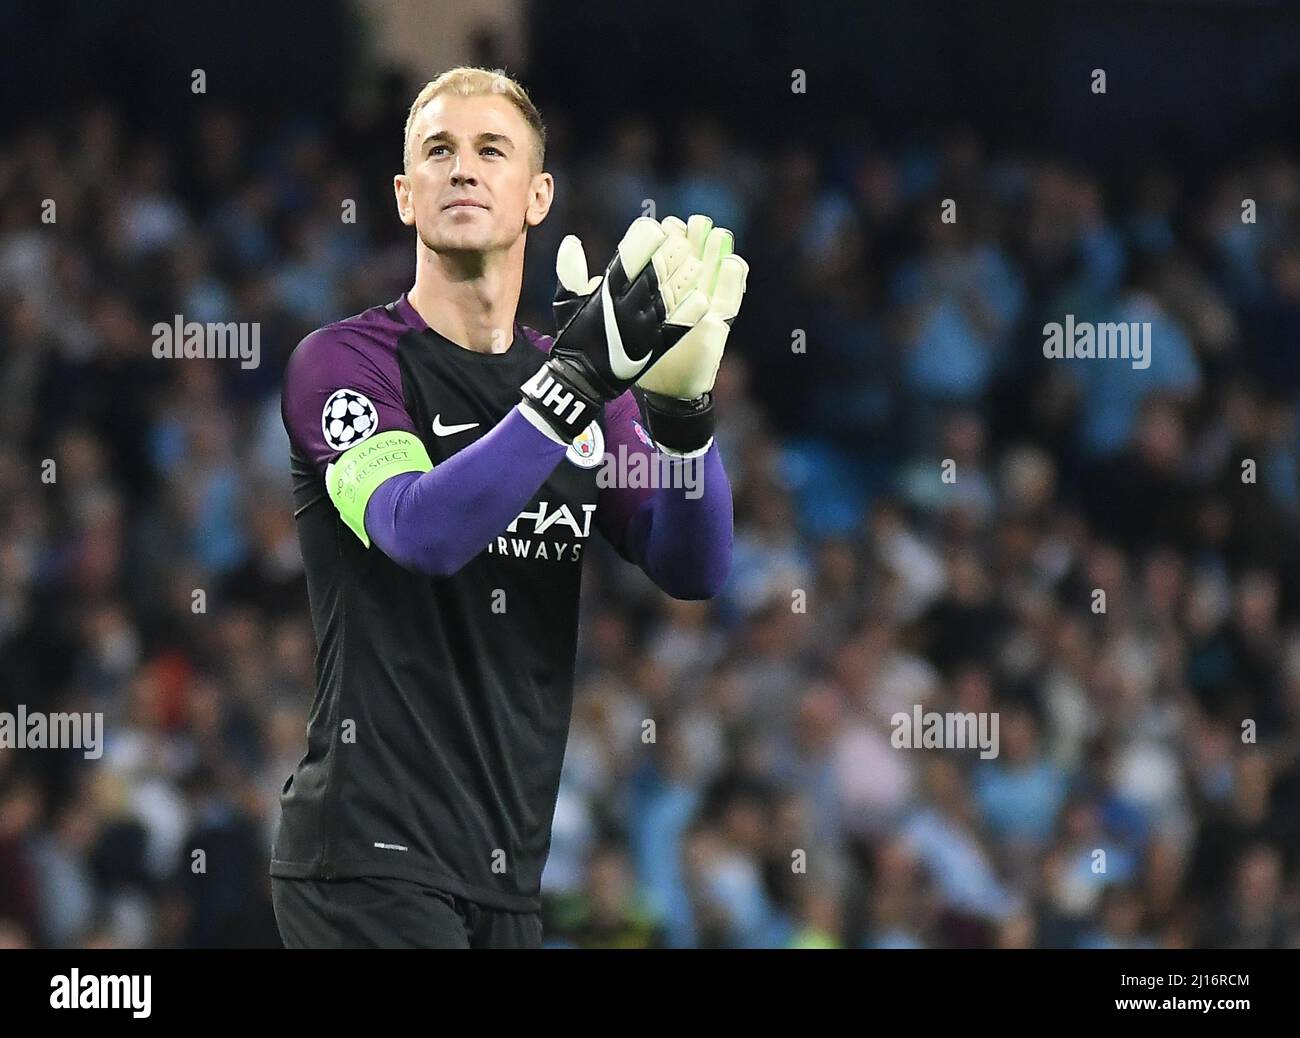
[325,430,433,547]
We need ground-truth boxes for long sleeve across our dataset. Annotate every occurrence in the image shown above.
[363,407,568,577]
[280,325,569,578]
[596,391,733,599]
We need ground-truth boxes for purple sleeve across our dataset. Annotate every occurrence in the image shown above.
[282,323,566,577]
[363,407,566,577]
[281,326,419,471]
[596,391,734,600]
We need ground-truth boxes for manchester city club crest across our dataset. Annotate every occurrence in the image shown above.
[566,421,604,469]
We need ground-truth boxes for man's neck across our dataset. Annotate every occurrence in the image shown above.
[407,240,524,354]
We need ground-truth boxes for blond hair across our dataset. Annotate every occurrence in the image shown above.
[403,67,546,174]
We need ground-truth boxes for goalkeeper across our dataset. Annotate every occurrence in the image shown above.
[270,66,746,949]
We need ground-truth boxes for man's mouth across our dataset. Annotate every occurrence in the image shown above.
[443,200,488,210]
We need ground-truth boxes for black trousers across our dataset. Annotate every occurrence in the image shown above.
[272,875,543,949]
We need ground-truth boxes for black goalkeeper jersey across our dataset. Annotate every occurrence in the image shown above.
[272,294,646,911]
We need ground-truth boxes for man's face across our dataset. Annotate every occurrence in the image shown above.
[394,93,551,256]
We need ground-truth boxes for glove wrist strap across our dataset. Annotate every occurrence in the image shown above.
[640,390,716,454]
[520,357,604,442]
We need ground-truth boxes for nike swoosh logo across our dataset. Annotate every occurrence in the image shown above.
[602,277,652,380]
[431,415,480,436]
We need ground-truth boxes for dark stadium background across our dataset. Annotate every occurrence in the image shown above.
[1,0,1299,948]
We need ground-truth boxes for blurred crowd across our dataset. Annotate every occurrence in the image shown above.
[2,70,1300,949]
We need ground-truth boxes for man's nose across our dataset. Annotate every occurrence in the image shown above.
[450,157,480,186]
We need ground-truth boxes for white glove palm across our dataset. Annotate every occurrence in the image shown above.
[635,214,749,400]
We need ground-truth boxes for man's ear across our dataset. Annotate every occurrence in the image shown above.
[525,171,554,229]
[394,174,415,227]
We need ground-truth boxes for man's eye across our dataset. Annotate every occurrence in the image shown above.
[482,146,503,157]
[429,145,449,157]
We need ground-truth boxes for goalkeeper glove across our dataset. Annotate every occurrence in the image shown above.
[520,217,709,442]
[635,214,749,455]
